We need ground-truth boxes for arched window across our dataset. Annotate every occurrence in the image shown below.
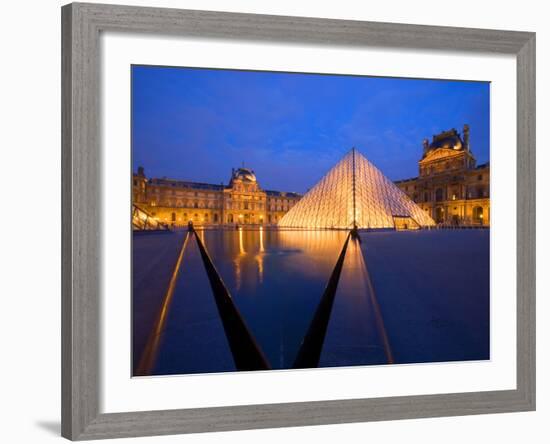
[171,212,176,222]
[435,188,444,202]
[473,206,483,224]
[435,207,445,223]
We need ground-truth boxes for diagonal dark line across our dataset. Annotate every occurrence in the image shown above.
[192,228,272,371]
[293,231,352,369]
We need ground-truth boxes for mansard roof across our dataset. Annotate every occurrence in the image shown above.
[140,172,301,197]
[265,190,301,198]
[148,178,225,191]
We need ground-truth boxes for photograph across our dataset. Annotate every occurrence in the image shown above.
[131,65,490,377]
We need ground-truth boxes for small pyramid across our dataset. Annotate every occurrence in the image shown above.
[279,149,434,229]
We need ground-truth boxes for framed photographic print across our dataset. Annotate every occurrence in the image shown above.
[61,2,536,440]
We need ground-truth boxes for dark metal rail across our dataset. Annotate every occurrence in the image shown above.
[192,228,272,371]
[293,231,352,369]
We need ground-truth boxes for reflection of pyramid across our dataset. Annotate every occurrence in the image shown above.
[279,149,435,229]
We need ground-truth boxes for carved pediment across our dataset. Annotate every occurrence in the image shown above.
[420,148,463,164]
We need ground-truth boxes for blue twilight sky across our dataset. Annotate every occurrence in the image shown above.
[132,65,490,194]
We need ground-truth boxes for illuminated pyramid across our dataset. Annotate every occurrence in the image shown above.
[279,149,435,229]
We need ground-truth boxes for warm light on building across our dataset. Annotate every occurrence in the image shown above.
[132,166,301,228]
[394,125,490,226]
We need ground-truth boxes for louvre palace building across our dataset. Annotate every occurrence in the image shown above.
[394,124,490,226]
[133,124,489,229]
[132,166,301,228]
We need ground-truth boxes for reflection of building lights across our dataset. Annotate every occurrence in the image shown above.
[256,253,264,283]
[259,226,264,252]
[238,227,245,255]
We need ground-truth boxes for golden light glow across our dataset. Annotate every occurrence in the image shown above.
[278,150,434,229]
[255,253,264,284]
[238,227,245,255]
[198,228,205,244]
[255,227,265,283]
[259,226,264,253]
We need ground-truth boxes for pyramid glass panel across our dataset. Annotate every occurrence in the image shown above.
[279,149,435,229]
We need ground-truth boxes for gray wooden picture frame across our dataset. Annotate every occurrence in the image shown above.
[61,2,536,440]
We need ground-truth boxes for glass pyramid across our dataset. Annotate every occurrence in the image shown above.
[279,149,435,229]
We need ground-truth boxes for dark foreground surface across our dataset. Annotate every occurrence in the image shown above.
[132,229,490,376]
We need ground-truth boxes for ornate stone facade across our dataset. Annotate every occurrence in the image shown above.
[394,125,490,226]
[132,166,301,227]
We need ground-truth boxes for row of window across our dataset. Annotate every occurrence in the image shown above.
[149,200,294,212]
[227,202,264,210]
[232,185,258,193]
[153,211,282,224]
[133,180,301,205]
[150,212,221,223]
[427,206,487,224]
[419,159,479,177]
[410,186,488,203]
[403,174,486,193]
[150,200,217,209]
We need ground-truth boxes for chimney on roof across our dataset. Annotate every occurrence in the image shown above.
[463,124,470,152]
[137,166,145,177]
[422,138,429,154]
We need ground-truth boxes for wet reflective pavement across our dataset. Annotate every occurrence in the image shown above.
[141,231,236,375]
[133,228,490,376]
[319,239,393,367]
